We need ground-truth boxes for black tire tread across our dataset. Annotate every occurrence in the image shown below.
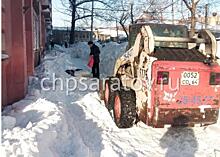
[114,88,137,128]
[105,77,119,111]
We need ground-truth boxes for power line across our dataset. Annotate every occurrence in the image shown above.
[93,8,127,11]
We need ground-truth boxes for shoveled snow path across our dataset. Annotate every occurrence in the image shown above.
[2,44,220,157]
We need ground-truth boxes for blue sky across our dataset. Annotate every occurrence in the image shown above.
[52,0,110,28]
[52,0,71,27]
[52,0,220,28]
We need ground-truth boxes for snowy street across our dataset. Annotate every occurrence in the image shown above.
[2,43,220,157]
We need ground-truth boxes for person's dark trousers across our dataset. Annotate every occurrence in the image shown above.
[92,62,100,79]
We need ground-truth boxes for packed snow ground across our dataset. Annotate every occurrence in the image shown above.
[2,43,220,157]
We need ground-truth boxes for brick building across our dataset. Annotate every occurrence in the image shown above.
[1,0,52,106]
[52,27,93,44]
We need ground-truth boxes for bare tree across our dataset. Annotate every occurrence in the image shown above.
[119,12,130,38]
[95,0,129,38]
[98,0,173,39]
[101,0,153,39]
[60,0,109,44]
[116,0,130,39]
[182,0,201,37]
[59,0,176,43]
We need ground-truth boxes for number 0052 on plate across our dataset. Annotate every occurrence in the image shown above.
[181,71,200,86]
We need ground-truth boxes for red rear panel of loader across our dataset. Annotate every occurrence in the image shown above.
[151,61,220,127]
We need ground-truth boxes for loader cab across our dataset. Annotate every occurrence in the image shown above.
[128,23,189,49]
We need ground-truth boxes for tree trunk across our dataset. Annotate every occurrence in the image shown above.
[130,3,134,24]
[90,0,94,41]
[69,1,76,44]
[190,3,196,37]
[116,20,119,43]
[182,0,200,37]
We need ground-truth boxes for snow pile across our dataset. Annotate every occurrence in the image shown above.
[37,46,90,80]
[70,42,90,61]
[1,47,92,157]
[2,99,64,157]
[100,42,127,77]
[54,44,67,52]
[2,95,100,157]
[2,116,16,130]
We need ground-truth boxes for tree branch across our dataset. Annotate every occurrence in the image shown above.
[76,6,92,13]
[76,0,111,8]
[75,13,105,21]
[60,0,71,8]
[54,7,72,16]
[195,0,200,5]
[119,21,128,38]
[182,0,192,10]
[75,15,92,21]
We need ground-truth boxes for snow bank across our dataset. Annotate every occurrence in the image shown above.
[70,42,90,61]
[2,96,96,157]
[2,46,92,157]
[36,45,90,80]
[2,116,16,130]
[100,42,127,77]
[2,98,63,157]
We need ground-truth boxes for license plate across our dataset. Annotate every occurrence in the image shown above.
[181,71,199,86]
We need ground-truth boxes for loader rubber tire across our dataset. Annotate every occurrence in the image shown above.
[113,88,137,128]
[104,77,119,111]
[99,80,105,100]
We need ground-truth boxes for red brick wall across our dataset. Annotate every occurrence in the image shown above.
[2,60,9,106]
[2,0,12,106]
[41,14,46,51]
[2,0,50,106]
[2,0,28,106]
[25,0,35,76]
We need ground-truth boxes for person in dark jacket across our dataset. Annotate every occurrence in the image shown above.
[50,40,55,50]
[64,41,68,48]
[88,41,100,78]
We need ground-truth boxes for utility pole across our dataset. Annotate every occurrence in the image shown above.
[205,4,208,29]
[130,3,134,24]
[90,0,94,41]
[172,0,174,24]
[116,20,119,43]
[160,12,163,23]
